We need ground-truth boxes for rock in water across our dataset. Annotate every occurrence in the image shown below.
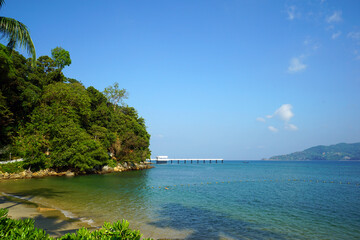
[65,171,75,177]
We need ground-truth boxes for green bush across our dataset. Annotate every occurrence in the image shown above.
[0,161,25,173]
[59,220,152,240]
[107,158,118,168]
[0,208,152,240]
[0,208,50,239]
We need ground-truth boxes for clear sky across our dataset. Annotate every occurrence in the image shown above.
[2,0,360,160]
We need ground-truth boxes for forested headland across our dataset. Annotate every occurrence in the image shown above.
[0,44,151,173]
[267,142,360,161]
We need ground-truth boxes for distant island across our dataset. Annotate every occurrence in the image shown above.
[266,142,360,161]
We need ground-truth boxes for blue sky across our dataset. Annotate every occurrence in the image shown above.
[2,0,360,159]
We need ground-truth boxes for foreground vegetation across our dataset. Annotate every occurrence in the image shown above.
[0,44,151,172]
[0,208,152,240]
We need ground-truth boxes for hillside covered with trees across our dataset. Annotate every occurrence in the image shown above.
[268,142,360,161]
[0,44,150,172]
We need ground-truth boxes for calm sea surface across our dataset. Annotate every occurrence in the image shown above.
[1,161,360,239]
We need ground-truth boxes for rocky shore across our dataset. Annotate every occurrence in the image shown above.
[0,161,153,180]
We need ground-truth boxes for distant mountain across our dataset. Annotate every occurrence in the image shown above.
[267,143,360,161]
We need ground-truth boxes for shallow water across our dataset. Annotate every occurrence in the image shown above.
[1,161,360,239]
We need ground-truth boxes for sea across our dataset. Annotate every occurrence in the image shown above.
[1,161,360,240]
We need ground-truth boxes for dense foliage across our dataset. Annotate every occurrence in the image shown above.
[0,44,151,171]
[0,208,152,240]
[268,142,360,161]
[0,161,23,173]
[0,208,49,239]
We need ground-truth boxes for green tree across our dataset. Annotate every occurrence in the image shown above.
[42,82,91,122]
[0,44,36,145]
[14,127,50,171]
[1,44,151,166]
[0,90,13,146]
[0,0,36,66]
[103,82,128,111]
[29,56,65,87]
[108,107,151,162]
[50,120,108,172]
[51,47,71,70]
[36,56,56,73]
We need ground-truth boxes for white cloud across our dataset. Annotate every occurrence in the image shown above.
[348,32,360,41]
[285,123,298,131]
[287,6,296,20]
[268,126,279,133]
[256,117,266,122]
[288,57,306,73]
[353,50,360,60]
[347,33,360,60]
[260,104,298,133]
[327,11,342,23]
[303,37,320,51]
[332,31,341,39]
[303,38,311,46]
[272,104,294,122]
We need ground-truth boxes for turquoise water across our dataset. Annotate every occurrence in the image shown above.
[1,161,360,239]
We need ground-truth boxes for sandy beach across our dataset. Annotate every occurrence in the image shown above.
[0,193,95,238]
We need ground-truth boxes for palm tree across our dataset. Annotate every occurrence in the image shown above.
[0,0,36,66]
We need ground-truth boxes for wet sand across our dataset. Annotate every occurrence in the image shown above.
[0,194,95,237]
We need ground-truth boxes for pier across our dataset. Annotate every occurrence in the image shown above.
[148,156,224,164]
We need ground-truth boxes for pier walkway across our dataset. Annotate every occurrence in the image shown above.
[148,158,224,164]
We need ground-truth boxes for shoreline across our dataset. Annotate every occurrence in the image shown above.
[0,193,97,238]
[0,163,191,239]
[0,191,189,240]
[0,163,162,239]
[0,161,154,180]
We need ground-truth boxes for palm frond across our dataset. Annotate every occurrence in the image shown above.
[0,0,5,9]
[0,16,36,66]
